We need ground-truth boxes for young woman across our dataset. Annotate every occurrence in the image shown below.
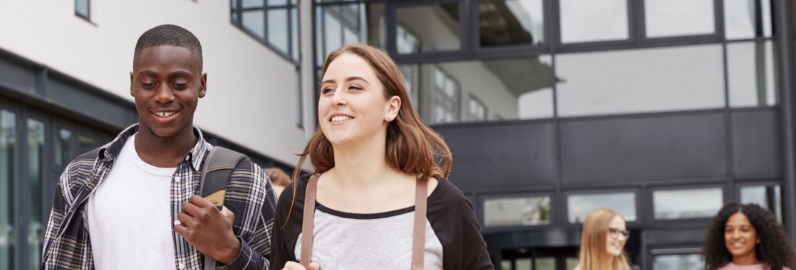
[574,208,631,270]
[269,43,494,270]
[703,202,795,270]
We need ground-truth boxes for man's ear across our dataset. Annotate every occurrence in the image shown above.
[199,73,207,98]
[384,95,400,122]
[129,72,135,97]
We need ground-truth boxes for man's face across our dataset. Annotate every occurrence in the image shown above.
[130,46,206,138]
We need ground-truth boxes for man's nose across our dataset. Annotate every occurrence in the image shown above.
[154,84,175,103]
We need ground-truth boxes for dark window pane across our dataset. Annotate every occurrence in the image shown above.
[78,135,103,154]
[652,254,702,270]
[653,188,723,219]
[291,7,299,61]
[0,110,16,270]
[242,10,266,40]
[396,4,460,54]
[316,3,384,65]
[268,9,289,54]
[315,6,324,67]
[242,0,263,8]
[727,40,778,107]
[483,196,550,226]
[645,0,714,38]
[724,0,772,40]
[740,185,782,223]
[560,0,628,43]
[567,192,636,223]
[27,119,45,270]
[75,0,89,18]
[556,44,725,117]
[54,128,72,167]
[478,0,543,47]
[535,257,555,270]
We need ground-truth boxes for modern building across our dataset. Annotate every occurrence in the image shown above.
[1,0,794,270]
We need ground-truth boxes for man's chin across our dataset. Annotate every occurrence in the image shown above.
[148,126,184,138]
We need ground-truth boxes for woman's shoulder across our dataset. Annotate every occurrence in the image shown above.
[276,174,313,210]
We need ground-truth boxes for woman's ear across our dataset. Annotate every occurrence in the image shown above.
[385,96,401,122]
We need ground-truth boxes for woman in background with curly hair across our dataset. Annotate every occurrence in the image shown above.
[703,202,796,270]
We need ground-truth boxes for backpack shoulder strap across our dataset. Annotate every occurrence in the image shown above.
[300,175,319,268]
[199,146,247,270]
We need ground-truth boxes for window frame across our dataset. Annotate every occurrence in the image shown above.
[478,192,555,232]
[647,184,727,223]
[230,0,302,65]
[562,188,641,225]
[74,0,91,22]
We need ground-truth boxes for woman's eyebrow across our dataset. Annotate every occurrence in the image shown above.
[345,76,370,85]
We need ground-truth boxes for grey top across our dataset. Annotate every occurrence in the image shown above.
[294,203,443,270]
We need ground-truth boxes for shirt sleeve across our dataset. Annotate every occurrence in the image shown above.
[269,179,304,270]
[219,161,279,270]
[459,197,494,270]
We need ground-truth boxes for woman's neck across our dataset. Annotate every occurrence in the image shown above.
[329,131,400,189]
[732,253,760,266]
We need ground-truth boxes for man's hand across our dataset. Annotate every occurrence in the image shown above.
[175,195,241,265]
[282,261,320,270]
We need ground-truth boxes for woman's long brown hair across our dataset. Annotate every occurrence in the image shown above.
[284,43,453,227]
[578,208,631,270]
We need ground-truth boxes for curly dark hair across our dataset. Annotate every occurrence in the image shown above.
[702,202,796,270]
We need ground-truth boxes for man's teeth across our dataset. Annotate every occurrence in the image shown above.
[155,111,176,117]
[331,116,352,122]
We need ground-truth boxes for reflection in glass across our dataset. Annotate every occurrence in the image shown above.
[727,41,777,107]
[79,135,104,154]
[242,10,266,39]
[556,44,725,117]
[268,9,289,54]
[417,57,552,124]
[291,8,299,61]
[483,196,550,226]
[468,97,487,122]
[559,0,628,43]
[27,119,45,270]
[397,25,420,54]
[75,0,89,18]
[516,258,531,270]
[566,258,579,270]
[399,64,420,108]
[501,260,513,270]
[0,110,16,270]
[645,0,714,38]
[55,128,72,167]
[535,257,555,270]
[652,254,702,270]
[242,0,264,8]
[396,4,460,54]
[741,185,782,223]
[568,192,636,223]
[478,0,544,47]
[318,3,385,63]
[268,0,287,7]
[653,188,723,219]
[724,0,772,40]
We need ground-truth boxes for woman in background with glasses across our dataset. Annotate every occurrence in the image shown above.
[703,203,795,270]
[574,208,631,270]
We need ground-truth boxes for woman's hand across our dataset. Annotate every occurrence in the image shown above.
[282,261,320,270]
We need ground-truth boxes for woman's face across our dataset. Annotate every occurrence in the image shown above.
[605,216,627,257]
[318,53,399,146]
[725,212,758,259]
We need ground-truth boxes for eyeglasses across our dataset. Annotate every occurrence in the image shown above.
[609,228,630,240]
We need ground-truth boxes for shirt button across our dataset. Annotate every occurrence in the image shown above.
[174,176,181,183]
[178,263,185,269]
[174,220,181,226]
[185,155,190,162]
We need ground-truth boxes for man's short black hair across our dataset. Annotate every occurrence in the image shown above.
[133,24,203,70]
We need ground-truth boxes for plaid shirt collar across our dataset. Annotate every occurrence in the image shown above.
[97,123,208,171]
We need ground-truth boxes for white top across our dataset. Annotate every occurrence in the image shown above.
[86,134,177,270]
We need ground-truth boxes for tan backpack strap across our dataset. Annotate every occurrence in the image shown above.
[300,175,319,268]
[412,175,429,270]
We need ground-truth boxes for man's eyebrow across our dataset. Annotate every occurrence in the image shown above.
[169,71,192,78]
[138,70,159,77]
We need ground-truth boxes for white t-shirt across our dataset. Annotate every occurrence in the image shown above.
[86,133,177,269]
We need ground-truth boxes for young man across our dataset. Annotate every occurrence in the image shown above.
[41,25,277,270]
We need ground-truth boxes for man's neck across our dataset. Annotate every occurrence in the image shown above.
[134,124,198,168]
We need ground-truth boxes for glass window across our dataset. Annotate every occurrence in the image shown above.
[483,196,550,227]
[396,4,460,54]
[559,0,628,43]
[535,257,555,270]
[27,119,45,270]
[645,0,715,38]
[740,185,782,223]
[232,0,300,62]
[727,40,777,107]
[75,0,90,20]
[295,70,302,128]
[652,254,703,270]
[468,96,487,122]
[78,135,104,154]
[516,258,531,270]
[478,0,544,47]
[501,260,513,270]
[724,0,772,40]
[556,44,725,117]
[567,192,636,223]
[566,258,579,270]
[317,3,385,63]
[0,110,16,270]
[399,64,420,108]
[397,25,420,54]
[55,128,72,167]
[653,188,723,220]
[416,56,553,124]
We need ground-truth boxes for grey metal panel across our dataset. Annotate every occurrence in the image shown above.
[47,78,136,128]
[560,112,727,184]
[0,57,36,94]
[482,227,582,250]
[644,228,706,246]
[732,109,781,177]
[434,121,556,192]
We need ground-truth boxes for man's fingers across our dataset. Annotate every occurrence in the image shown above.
[189,195,216,208]
[174,223,188,237]
[221,206,235,223]
[181,199,202,217]
[309,262,321,270]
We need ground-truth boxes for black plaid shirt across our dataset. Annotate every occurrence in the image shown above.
[41,124,277,270]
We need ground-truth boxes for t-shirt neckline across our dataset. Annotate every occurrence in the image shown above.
[127,133,178,176]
